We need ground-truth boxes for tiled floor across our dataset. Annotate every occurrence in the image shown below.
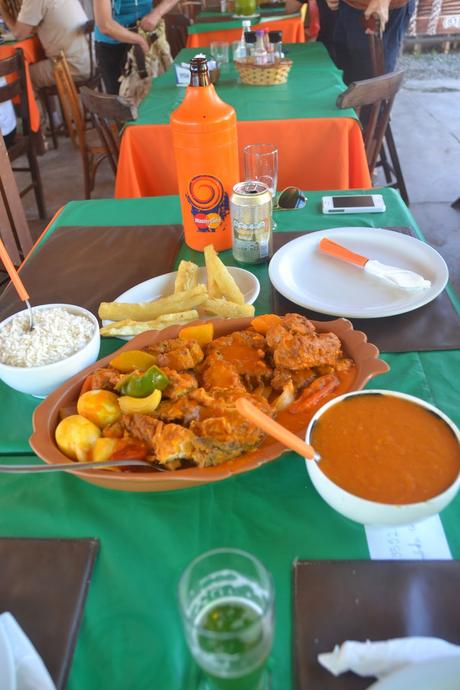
[17,53,460,296]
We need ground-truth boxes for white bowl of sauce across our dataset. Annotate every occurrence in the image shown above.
[305,390,460,526]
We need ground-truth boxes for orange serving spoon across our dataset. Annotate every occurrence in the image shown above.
[235,398,320,462]
[0,237,34,330]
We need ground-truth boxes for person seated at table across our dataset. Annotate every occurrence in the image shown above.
[0,0,92,87]
[326,0,415,84]
[94,0,180,95]
[0,76,16,148]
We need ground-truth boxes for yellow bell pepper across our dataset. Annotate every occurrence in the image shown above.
[118,388,162,415]
[109,350,156,372]
[179,322,214,346]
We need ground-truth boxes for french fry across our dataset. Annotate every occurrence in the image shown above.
[205,245,245,305]
[174,261,199,293]
[98,285,207,322]
[203,298,255,318]
[100,310,200,336]
[204,245,221,299]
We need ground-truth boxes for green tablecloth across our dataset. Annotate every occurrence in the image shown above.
[0,189,459,690]
[135,43,356,125]
[188,11,300,33]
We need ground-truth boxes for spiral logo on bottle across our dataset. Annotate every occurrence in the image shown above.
[185,174,230,233]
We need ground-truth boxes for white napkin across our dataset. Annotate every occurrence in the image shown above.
[364,260,431,291]
[318,637,460,679]
[0,612,56,690]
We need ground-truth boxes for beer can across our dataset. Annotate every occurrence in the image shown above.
[231,181,273,264]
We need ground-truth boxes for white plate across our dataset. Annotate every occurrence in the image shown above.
[0,621,16,690]
[268,227,449,318]
[232,13,260,17]
[102,266,260,339]
[366,656,460,690]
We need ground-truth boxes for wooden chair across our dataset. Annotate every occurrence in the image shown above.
[0,48,47,220]
[368,23,409,205]
[179,1,203,21]
[53,53,109,199]
[336,71,405,188]
[0,133,33,274]
[164,13,192,59]
[38,19,102,149]
[79,86,137,171]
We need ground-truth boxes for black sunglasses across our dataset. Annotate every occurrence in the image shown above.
[276,187,307,210]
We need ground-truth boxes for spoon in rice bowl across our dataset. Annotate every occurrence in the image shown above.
[0,238,34,330]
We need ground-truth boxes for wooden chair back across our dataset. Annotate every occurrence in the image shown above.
[336,70,404,175]
[81,19,97,81]
[164,12,192,58]
[79,86,137,168]
[179,1,202,21]
[0,133,33,267]
[53,53,85,151]
[0,49,30,134]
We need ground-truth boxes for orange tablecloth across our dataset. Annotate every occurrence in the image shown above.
[115,118,371,198]
[0,36,43,132]
[186,15,305,48]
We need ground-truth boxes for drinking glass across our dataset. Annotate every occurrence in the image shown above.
[235,0,257,16]
[210,41,230,66]
[243,143,278,197]
[178,548,274,690]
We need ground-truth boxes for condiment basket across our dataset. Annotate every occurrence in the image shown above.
[235,58,293,85]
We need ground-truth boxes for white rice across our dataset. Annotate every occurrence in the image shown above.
[0,307,95,368]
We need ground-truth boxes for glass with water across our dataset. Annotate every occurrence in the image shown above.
[179,548,274,690]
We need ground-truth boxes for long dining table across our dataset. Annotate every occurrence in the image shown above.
[115,43,371,198]
[186,9,305,48]
[0,187,459,689]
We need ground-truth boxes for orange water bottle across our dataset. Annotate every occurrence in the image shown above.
[170,56,239,251]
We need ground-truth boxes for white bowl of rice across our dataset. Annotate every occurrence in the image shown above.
[0,304,100,397]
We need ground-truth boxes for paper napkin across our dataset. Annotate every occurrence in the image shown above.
[318,637,460,679]
[0,612,56,690]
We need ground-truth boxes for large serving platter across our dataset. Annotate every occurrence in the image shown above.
[269,227,449,318]
[30,317,389,492]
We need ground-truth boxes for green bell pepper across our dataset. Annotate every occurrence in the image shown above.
[116,366,169,398]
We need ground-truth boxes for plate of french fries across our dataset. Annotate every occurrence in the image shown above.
[98,245,260,338]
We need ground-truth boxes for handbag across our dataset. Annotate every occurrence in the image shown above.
[118,21,173,105]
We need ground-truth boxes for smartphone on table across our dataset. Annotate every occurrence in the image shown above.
[322,194,386,214]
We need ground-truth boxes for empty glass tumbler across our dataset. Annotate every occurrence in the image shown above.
[243,144,278,197]
[210,41,230,65]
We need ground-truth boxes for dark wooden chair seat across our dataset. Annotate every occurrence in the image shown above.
[38,19,102,149]
[0,48,47,220]
[336,71,405,198]
[164,12,192,59]
[79,86,138,171]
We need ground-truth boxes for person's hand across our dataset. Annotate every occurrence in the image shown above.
[325,0,339,10]
[364,0,391,32]
[139,10,161,32]
[136,34,150,54]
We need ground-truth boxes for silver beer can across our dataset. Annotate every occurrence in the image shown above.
[231,180,273,264]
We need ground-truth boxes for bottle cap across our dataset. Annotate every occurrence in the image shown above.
[255,29,264,37]
[190,56,208,72]
[268,30,282,43]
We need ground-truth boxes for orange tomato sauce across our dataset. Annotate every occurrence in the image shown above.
[311,394,460,504]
